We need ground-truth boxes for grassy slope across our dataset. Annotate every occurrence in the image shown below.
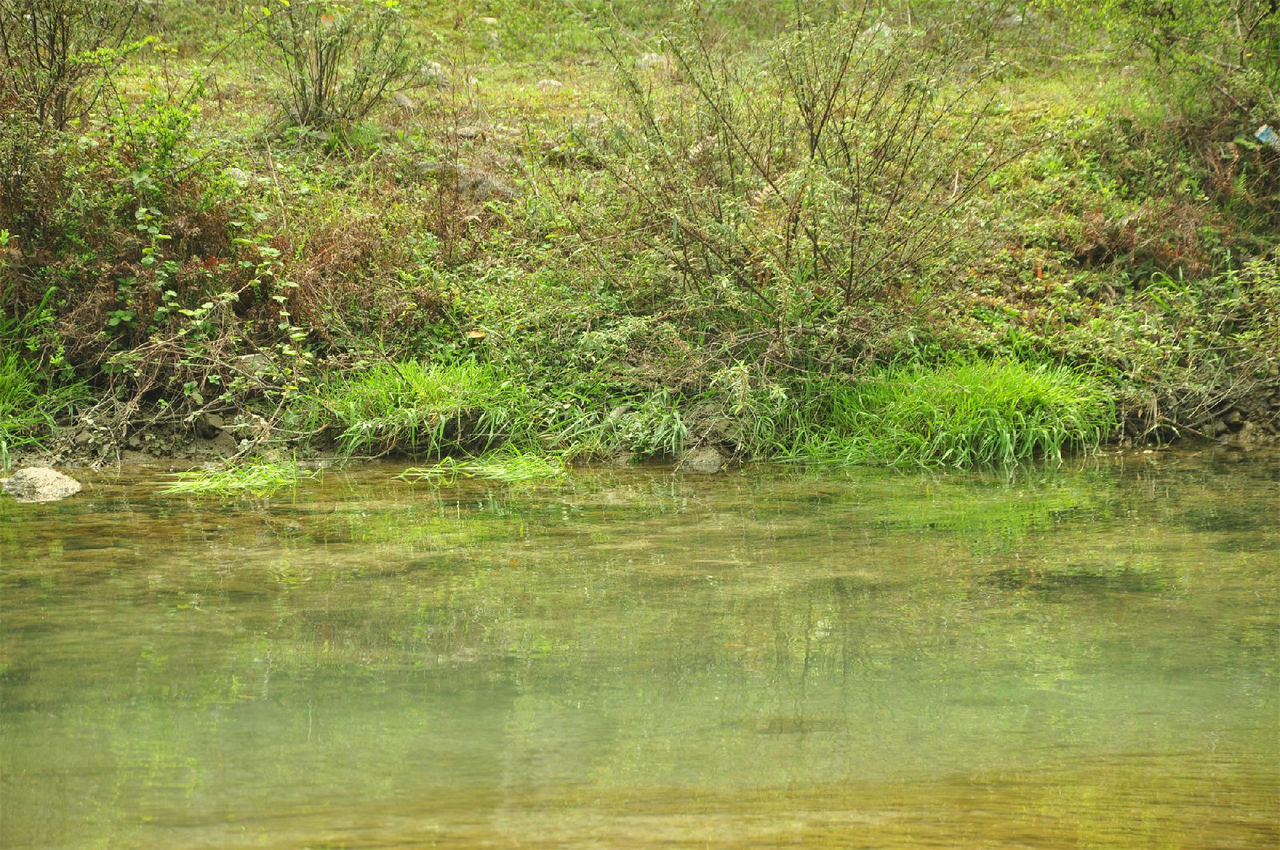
[1,1,1276,466]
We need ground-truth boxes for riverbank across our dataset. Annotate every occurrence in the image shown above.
[3,2,1277,471]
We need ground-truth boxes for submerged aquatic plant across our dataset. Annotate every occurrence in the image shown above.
[794,359,1115,467]
[159,459,316,498]
[398,449,566,486]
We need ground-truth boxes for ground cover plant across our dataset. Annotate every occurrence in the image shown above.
[1,0,1276,471]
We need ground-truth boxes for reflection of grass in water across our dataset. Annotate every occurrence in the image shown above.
[982,562,1173,597]
[785,463,1118,546]
[159,460,316,498]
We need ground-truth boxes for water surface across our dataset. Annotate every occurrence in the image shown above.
[1,449,1276,848]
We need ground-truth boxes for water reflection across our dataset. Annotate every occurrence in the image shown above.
[1,449,1276,848]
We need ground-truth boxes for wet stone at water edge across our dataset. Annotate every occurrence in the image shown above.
[0,467,82,503]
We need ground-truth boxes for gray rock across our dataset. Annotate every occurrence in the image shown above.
[1,467,82,503]
[194,412,223,440]
[417,161,518,202]
[860,21,894,42]
[422,61,450,88]
[1226,420,1259,449]
[637,52,668,70]
[681,446,726,474]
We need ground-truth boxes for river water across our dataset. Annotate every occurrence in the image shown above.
[1,449,1276,848]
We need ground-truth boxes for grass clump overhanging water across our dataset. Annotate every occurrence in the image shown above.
[0,350,84,467]
[793,360,1115,468]
[159,459,315,498]
[309,361,534,457]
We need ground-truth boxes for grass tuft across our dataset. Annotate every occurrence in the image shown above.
[793,360,1115,468]
[310,361,533,457]
[0,351,84,466]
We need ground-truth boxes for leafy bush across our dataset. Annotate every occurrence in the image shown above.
[0,0,141,130]
[1040,0,1279,125]
[258,0,416,130]
[599,10,1020,351]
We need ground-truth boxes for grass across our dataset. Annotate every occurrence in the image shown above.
[159,459,316,498]
[0,350,84,468]
[792,360,1116,468]
[309,361,534,457]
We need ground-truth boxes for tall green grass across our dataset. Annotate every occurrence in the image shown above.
[792,360,1115,467]
[309,361,534,457]
[0,350,83,466]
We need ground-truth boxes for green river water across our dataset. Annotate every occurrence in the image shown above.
[1,449,1276,848]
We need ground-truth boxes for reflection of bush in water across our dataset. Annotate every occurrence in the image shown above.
[982,563,1172,597]
[1178,505,1270,534]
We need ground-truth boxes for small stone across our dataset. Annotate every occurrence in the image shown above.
[681,446,726,474]
[194,413,222,440]
[860,21,894,41]
[392,91,417,111]
[423,61,449,88]
[1228,420,1258,449]
[536,79,563,90]
[1,467,82,503]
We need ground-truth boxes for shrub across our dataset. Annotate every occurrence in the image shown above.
[598,8,1021,351]
[257,0,416,130]
[0,0,141,130]
[1039,0,1279,126]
